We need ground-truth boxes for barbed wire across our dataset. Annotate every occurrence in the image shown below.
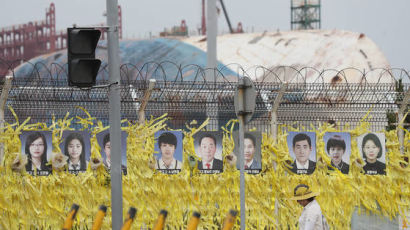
[1,61,409,131]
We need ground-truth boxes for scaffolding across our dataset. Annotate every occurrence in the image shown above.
[291,0,321,30]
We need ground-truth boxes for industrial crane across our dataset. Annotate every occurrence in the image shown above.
[200,0,242,35]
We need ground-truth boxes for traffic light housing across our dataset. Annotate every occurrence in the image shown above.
[67,28,101,87]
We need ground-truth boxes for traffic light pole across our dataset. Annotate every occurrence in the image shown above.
[106,0,123,229]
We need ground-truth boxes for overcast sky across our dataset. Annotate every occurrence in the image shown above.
[0,0,409,71]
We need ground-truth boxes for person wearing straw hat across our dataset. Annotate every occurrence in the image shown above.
[291,184,329,230]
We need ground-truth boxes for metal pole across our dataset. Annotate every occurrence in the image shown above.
[106,0,122,229]
[234,77,255,230]
[206,0,217,80]
[201,0,206,35]
[238,114,246,230]
[206,0,218,129]
[237,84,246,230]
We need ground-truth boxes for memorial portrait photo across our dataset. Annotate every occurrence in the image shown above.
[324,132,351,174]
[154,130,183,174]
[233,131,262,174]
[194,131,223,173]
[97,130,128,174]
[60,131,91,172]
[20,131,52,176]
[287,132,316,175]
[357,132,386,175]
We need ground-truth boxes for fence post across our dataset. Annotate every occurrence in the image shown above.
[269,82,286,229]
[270,83,287,143]
[138,79,156,125]
[398,88,410,155]
[0,75,13,164]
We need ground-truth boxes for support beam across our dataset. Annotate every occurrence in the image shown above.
[270,83,286,226]
[0,75,13,164]
[219,0,233,33]
[398,88,410,155]
[270,83,287,142]
[138,79,156,125]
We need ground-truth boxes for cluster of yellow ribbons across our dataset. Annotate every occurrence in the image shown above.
[0,108,408,229]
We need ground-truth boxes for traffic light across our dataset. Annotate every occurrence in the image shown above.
[67,27,101,87]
